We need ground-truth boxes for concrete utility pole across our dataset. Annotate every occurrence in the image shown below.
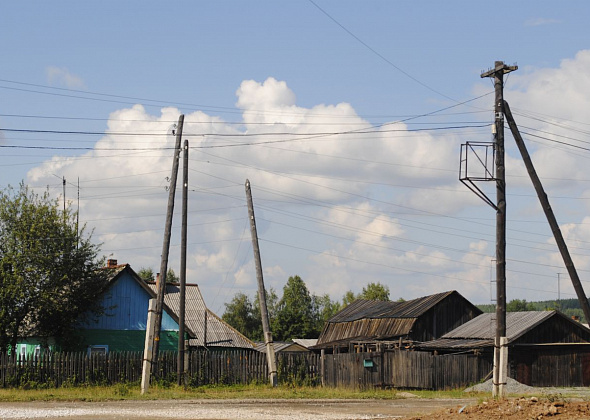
[503,101,590,324]
[178,139,189,386]
[141,114,184,393]
[141,299,156,394]
[245,179,278,387]
[481,61,517,398]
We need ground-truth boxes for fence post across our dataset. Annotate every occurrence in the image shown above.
[320,349,325,387]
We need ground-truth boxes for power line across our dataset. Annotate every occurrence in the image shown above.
[307,0,456,102]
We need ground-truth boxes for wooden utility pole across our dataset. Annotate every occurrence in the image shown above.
[245,179,278,387]
[177,139,188,386]
[141,114,184,392]
[481,61,517,398]
[503,101,590,324]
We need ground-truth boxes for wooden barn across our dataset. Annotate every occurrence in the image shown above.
[313,290,482,353]
[418,311,590,387]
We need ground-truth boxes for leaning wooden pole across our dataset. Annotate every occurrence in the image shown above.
[245,179,278,387]
[141,114,184,393]
[504,101,590,324]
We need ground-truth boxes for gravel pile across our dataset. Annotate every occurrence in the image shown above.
[465,377,536,394]
[465,377,590,397]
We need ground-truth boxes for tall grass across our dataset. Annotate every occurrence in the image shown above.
[0,383,479,402]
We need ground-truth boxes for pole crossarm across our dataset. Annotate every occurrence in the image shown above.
[481,63,518,79]
[459,141,497,209]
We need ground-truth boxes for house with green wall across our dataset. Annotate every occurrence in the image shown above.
[17,260,254,355]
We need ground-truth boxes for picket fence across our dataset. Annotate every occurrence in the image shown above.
[0,350,322,389]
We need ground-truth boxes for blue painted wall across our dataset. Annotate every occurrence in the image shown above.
[80,269,177,331]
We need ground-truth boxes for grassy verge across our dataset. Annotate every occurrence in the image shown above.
[0,384,481,402]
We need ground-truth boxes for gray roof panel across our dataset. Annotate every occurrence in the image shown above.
[441,311,555,342]
[147,283,254,349]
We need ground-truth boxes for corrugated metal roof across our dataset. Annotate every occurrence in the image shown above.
[385,291,457,318]
[418,338,493,350]
[441,311,555,342]
[254,341,309,353]
[292,338,318,348]
[147,283,254,349]
[328,291,457,323]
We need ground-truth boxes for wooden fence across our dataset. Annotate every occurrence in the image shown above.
[0,350,320,389]
[1,349,491,390]
[322,350,492,390]
[10,347,590,390]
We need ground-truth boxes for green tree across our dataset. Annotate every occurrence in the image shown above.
[312,293,341,333]
[273,275,314,341]
[342,290,357,307]
[222,292,258,339]
[136,267,177,283]
[342,282,391,307]
[137,267,155,282]
[166,268,178,283]
[253,287,279,342]
[0,183,109,352]
[507,299,535,312]
[360,282,390,301]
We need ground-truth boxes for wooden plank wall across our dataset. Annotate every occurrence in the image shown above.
[511,347,590,387]
[386,350,492,390]
[324,350,492,390]
[323,352,383,389]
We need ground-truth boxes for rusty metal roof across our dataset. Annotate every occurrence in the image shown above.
[316,316,417,346]
[147,283,254,349]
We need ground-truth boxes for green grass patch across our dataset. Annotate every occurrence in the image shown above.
[0,384,475,402]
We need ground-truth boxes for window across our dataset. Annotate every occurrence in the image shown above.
[19,344,27,360]
[88,345,108,357]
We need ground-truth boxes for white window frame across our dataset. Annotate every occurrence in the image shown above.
[19,344,27,359]
[88,345,109,357]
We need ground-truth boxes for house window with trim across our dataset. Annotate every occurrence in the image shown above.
[19,344,27,360]
[88,345,108,357]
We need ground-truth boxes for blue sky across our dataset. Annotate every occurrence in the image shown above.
[2,1,590,313]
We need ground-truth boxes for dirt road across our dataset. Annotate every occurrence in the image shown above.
[0,398,476,419]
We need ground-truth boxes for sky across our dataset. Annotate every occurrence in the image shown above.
[2,1,590,315]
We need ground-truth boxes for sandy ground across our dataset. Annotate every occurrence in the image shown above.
[406,397,590,419]
[0,398,476,420]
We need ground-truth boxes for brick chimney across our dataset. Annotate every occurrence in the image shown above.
[107,259,118,268]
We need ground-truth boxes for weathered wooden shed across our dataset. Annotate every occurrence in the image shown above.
[418,311,590,387]
[313,290,482,353]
